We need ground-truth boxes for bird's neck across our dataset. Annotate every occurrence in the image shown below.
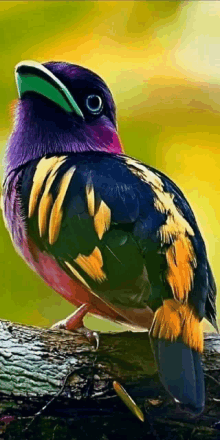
[4,100,123,177]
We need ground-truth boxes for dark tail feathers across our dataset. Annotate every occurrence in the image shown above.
[151,336,205,415]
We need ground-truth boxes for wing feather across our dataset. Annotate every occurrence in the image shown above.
[19,152,216,328]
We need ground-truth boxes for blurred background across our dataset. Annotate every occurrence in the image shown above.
[0,1,219,332]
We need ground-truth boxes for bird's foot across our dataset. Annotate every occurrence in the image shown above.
[51,321,99,349]
[50,303,99,349]
[50,319,69,331]
[76,326,99,350]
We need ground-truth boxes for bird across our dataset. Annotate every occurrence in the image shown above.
[2,60,217,416]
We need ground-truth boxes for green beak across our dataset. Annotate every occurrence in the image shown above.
[15,60,84,118]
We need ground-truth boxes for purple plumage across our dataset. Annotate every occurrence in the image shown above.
[4,62,122,176]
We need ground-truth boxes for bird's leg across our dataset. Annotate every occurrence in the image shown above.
[51,303,99,349]
[51,303,91,331]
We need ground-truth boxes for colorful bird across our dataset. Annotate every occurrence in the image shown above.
[2,60,217,416]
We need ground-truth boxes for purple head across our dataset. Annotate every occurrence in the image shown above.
[4,61,123,176]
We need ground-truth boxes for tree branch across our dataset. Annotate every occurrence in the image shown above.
[0,319,219,440]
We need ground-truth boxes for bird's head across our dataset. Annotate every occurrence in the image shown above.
[5,61,123,175]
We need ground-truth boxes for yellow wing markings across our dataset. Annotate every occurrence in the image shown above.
[38,158,67,237]
[74,246,106,282]
[28,156,67,218]
[154,195,194,240]
[86,184,95,217]
[38,193,53,238]
[94,200,111,240]
[151,299,203,353]
[29,157,111,245]
[125,158,163,191]
[85,184,111,240]
[126,158,197,302]
[48,165,76,245]
[166,236,196,302]
[65,262,91,290]
[182,306,203,353]
[153,185,196,302]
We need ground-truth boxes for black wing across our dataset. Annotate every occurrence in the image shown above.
[18,152,217,329]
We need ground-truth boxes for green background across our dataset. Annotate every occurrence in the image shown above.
[0,1,219,332]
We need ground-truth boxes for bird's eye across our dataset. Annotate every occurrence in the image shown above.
[85,95,103,114]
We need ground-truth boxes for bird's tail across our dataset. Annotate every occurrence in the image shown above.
[150,299,205,415]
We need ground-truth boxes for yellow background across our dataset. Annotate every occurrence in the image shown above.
[0,1,219,332]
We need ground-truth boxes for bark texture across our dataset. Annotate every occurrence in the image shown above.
[0,319,219,440]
